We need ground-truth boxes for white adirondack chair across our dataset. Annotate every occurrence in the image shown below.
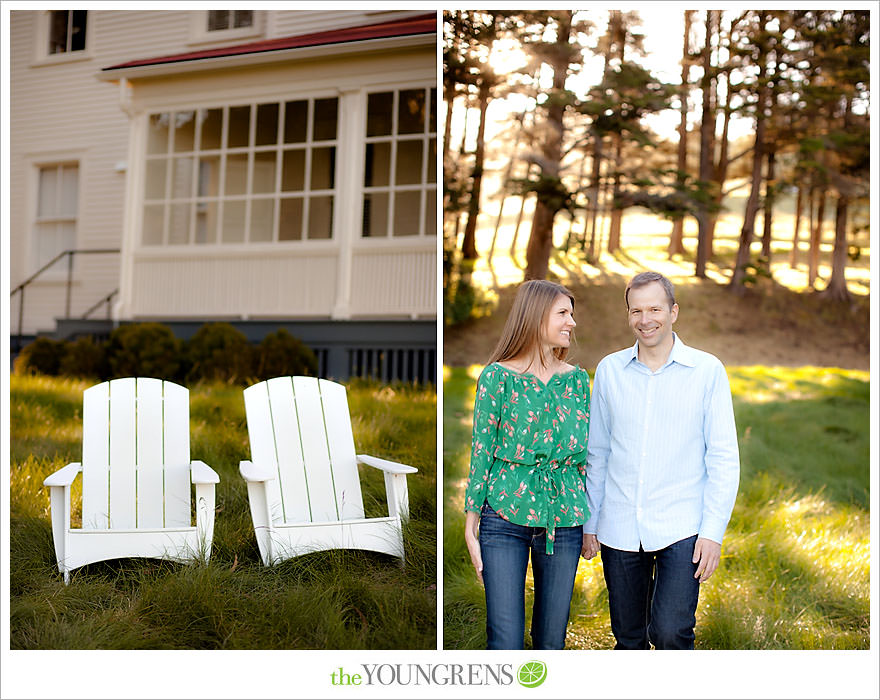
[43,377,219,584]
[239,376,418,565]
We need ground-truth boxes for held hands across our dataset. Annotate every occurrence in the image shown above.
[582,533,600,560]
[692,537,722,582]
[464,510,483,584]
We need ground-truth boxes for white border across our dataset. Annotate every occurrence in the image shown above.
[3,3,878,700]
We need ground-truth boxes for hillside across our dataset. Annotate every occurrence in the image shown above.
[444,264,870,371]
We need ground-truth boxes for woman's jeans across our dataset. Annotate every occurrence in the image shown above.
[600,535,701,649]
[479,503,581,649]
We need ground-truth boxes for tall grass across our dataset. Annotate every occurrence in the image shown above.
[443,365,869,650]
[9,375,436,649]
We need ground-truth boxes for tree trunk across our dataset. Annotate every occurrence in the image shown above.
[808,190,825,288]
[761,148,776,261]
[669,10,693,258]
[524,203,555,280]
[584,134,604,262]
[607,133,623,252]
[490,112,527,261]
[460,24,497,262]
[729,12,769,293]
[460,80,489,261]
[565,147,589,249]
[524,11,572,280]
[789,182,803,268]
[819,194,851,301]
[696,10,717,278]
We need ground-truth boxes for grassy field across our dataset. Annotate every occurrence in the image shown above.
[443,365,870,650]
[9,374,436,650]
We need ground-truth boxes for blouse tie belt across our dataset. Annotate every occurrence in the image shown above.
[534,454,563,554]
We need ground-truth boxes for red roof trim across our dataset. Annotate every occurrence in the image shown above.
[102,13,436,71]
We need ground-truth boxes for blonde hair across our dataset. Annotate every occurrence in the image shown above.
[488,280,575,369]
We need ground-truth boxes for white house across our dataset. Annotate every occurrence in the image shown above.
[8,9,437,381]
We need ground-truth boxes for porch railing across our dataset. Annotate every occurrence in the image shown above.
[10,248,120,351]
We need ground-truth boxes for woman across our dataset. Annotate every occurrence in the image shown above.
[464,279,590,649]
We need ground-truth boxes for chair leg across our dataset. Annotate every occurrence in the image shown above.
[383,473,411,521]
[48,485,71,585]
[195,483,216,561]
[245,481,274,566]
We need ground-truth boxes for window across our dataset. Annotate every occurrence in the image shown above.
[34,164,78,270]
[142,98,339,246]
[189,10,262,44]
[207,10,253,31]
[362,86,436,238]
[48,10,87,54]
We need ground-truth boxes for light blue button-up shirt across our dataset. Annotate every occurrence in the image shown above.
[583,334,740,552]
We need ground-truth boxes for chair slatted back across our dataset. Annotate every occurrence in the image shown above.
[81,378,191,530]
[243,377,365,525]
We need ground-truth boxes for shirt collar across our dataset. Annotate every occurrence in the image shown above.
[627,333,697,370]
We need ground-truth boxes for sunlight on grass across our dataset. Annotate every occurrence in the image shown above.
[10,376,437,650]
[728,366,869,403]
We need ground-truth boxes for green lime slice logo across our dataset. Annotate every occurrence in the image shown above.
[517,660,547,688]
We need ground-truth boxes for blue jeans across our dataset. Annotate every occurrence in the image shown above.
[600,535,701,650]
[479,503,582,650]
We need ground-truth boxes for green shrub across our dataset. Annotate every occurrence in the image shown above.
[256,328,318,379]
[13,337,66,376]
[59,336,109,380]
[106,323,182,380]
[185,322,253,384]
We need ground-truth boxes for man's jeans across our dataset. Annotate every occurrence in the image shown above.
[600,534,701,649]
[479,502,582,649]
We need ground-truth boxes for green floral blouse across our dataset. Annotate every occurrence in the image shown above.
[464,362,591,554]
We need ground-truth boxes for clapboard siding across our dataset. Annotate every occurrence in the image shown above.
[271,10,426,38]
[349,247,436,318]
[130,252,338,318]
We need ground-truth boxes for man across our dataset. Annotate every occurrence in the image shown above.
[582,271,739,649]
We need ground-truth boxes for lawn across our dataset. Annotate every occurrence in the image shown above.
[9,374,436,650]
[443,364,870,650]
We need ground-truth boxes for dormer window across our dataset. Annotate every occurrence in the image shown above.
[188,10,262,45]
[207,10,253,32]
[48,10,87,54]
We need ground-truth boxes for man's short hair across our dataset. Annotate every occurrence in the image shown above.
[625,271,676,310]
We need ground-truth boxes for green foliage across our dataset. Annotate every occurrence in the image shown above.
[255,328,318,380]
[509,174,574,214]
[443,365,869,650]
[443,256,496,326]
[9,375,436,649]
[14,337,67,376]
[185,322,253,384]
[59,336,109,379]
[737,256,774,288]
[107,323,182,381]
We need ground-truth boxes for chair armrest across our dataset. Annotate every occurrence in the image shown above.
[43,462,82,487]
[357,454,418,475]
[191,460,220,484]
[239,460,276,482]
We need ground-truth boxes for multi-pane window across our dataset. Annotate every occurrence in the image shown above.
[362,86,436,238]
[48,10,87,54]
[207,10,253,32]
[142,98,338,246]
[34,164,78,269]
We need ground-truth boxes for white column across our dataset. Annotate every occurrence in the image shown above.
[115,99,145,323]
[331,88,365,320]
